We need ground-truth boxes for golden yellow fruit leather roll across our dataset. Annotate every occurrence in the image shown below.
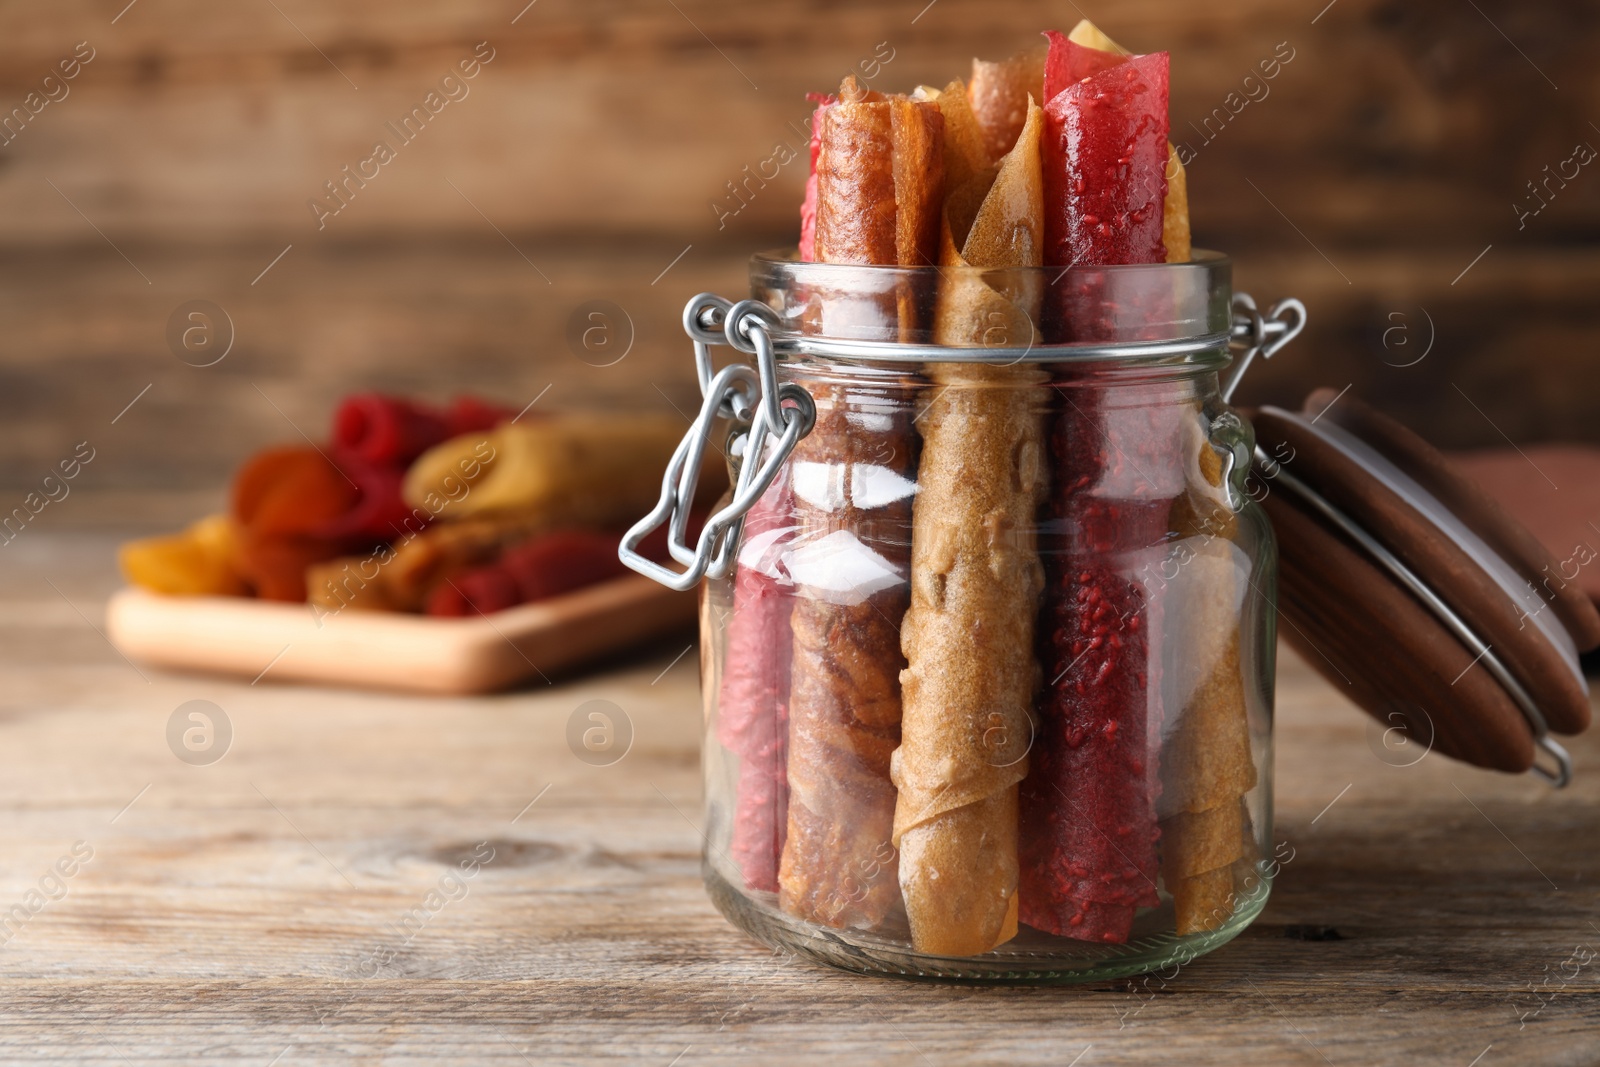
[402,413,722,528]
[891,96,1048,957]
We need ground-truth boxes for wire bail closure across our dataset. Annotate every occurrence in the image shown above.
[1221,293,1307,403]
[619,294,816,591]
[623,289,1304,593]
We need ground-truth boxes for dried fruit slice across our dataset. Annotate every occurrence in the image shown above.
[232,447,358,539]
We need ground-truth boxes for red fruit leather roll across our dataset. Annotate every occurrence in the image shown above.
[312,449,415,543]
[1022,388,1178,942]
[1019,33,1175,943]
[1041,43,1169,272]
[432,566,522,616]
[1042,31,1132,102]
[424,520,690,617]
[333,394,453,466]
[427,530,627,616]
[715,477,797,893]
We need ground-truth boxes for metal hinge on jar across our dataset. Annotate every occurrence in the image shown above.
[618,295,815,592]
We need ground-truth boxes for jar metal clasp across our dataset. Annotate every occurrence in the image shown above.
[617,295,816,591]
[1221,292,1307,403]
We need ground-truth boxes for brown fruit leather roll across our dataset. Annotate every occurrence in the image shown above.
[892,96,1047,956]
[779,386,916,928]
[778,77,941,931]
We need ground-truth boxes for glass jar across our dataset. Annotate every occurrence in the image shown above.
[626,250,1298,982]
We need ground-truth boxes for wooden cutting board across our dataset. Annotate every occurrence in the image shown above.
[105,575,698,695]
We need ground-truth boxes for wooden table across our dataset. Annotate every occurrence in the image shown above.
[3,525,1597,1065]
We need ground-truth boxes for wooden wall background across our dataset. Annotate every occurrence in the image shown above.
[1,0,1597,492]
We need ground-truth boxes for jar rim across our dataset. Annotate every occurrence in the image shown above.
[752,246,1232,276]
[750,248,1236,365]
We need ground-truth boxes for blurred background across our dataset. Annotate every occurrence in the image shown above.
[1,0,1595,515]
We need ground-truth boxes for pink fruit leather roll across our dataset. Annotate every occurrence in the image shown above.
[715,475,797,893]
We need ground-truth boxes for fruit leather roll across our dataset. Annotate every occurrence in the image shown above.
[777,77,939,931]
[403,414,721,527]
[968,45,1046,162]
[1040,34,1170,270]
[716,473,798,894]
[307,512,567,613]
[891,94,1047,956]
[1037,32,1172,345]
[779,381,918,928]
[424,529,631,616]
[1022,389,1188,943]
[1063,21,1190,263]
[1019,28,1175,943]
[797,92,834,263]
[1157,416,1257,934]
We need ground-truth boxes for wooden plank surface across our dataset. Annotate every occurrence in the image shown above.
[1,0,1597,492]
[0,0,1592,243]
[0,519,1596,1064]
[5,239,1599,505]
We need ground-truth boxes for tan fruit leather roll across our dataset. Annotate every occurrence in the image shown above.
[1159,419,1257,934]
[969,47,1045,162]
[778,78,941,930]
[891,96,1047,956]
